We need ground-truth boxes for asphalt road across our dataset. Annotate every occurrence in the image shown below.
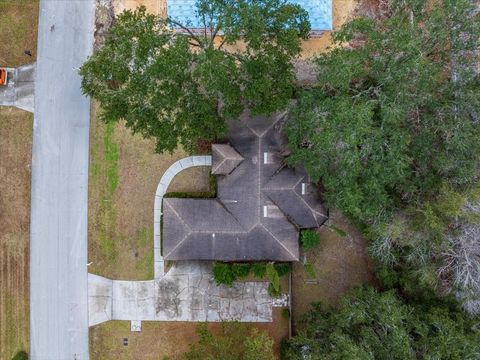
[30,1,95,359]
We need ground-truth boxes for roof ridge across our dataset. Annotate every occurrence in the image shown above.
[162,200,191,258]
[215,198,248,231]
[243,111,286,138]
[259,223,298,261]
[211,157,227,174]
[263,172,303,191]
[291,189,328,227]
[214,143,244,160]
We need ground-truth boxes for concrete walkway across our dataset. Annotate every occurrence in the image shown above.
[30,1,95,359]
[89,155,278,326]
[153,155,212,278]
[0,63,35,112]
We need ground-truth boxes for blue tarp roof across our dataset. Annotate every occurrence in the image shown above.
[167,0,333,31]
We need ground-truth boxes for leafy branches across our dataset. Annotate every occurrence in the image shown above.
[81,1,310,153]
[212,262,290,297]
[285,0,480,224]
[284,286,480,359]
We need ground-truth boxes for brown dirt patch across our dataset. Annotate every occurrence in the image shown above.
[0,0,39,67]
[90,308,288,359]
[0,107,33,359]
[299,0,357,58]
[291,211,376,332]
[88,103,210,280]
[113,0,166,16]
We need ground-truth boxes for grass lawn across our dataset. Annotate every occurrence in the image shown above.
[88,103,211,280]
[88,104,290,357]
[0,1,38,359]
[0,108,33,360]
[90,308,288,360]
[291,211,377,331]
[0,0,39,67]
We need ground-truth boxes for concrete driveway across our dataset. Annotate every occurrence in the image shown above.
[89,262,274,326]
[29,1,95,359]
[0,63,35,112]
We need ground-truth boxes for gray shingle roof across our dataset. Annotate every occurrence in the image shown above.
[211,144,244,175]
[163,111,327,261]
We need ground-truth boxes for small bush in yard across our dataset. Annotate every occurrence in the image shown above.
[268,283,281,298]
[328,224,347,237]
[12,351,28,360]
[252,263,267,278]
[266,263,281,297]
[213,262,236,286]
[301,230,321,250]
[304,262,316,279]
[274,263,291,277]
[232,263,251,279]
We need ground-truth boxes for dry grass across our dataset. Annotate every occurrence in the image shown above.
[87,104,289,357]
[89,1,372,357]
[0,2,38,358]
[90,308,288,360]
[0,0,39,67]
[0,107,33,360]
[88,103,210,280]
[291,211,376,332]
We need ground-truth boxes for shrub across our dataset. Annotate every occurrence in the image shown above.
[274,263,291,277]
[301,230,321,251]
[328,224,347,237]
[266,263,281,297]
[232,263,251,279]
[252,263,267,278]
[304,262,316,279]
[268,283,281,298]
[12,351,28,360]
[213,262,236,286]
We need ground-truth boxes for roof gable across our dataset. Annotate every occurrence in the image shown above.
[162,111,327,261]
[211,144,244,175]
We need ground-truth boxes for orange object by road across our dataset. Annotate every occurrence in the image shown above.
[0,68,7,85]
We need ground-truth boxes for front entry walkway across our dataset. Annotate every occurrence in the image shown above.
[153,155,212,278]
[88,156,277,326]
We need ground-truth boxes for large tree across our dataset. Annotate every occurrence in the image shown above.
[283,287,480,360]
[285,0,480,223]
[80,1,310,153]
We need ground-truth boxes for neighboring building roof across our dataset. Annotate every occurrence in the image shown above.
[211,144,244,175]
[163,111,328,261]
[167,0,333,32]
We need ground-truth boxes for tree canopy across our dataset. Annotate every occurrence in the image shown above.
[283,286,480,360]
[80,1,310,153]
[285,0,480,224]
